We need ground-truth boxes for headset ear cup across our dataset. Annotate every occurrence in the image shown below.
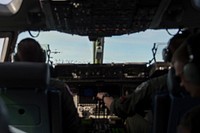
[162,48,167,62]
[41,50,46,62]
[162,48,172,62]
[166,51,172,62]
[184,63,200,84]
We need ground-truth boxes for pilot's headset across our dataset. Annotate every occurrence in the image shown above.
[162,30,191,63]
[162,35,179,62]
[183,34,200,85]
[14,38,46,63]
[162,46,171,62]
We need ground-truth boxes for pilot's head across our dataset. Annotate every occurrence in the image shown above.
[172,33,200,97]
[14,38,46,63]
[162,30,190,62]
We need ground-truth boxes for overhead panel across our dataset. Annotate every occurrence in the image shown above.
[48,0,161,37]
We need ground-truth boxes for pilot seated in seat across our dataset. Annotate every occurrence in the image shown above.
[173,32,200,133]
[96,30,190,133]
[13,38,84,133]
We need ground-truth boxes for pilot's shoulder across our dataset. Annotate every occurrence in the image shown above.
[148,74,167,83]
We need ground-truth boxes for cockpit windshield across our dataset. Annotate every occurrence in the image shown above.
[17,29,178,64]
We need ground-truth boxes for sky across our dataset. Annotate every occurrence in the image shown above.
[14,29,178,64]
[0,0,11,4]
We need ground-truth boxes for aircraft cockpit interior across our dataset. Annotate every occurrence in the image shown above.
[0,0,200,133]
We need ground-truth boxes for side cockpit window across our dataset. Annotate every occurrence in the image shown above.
[0,37,9,62]
[0,38,4,61]
[0,0,23,16]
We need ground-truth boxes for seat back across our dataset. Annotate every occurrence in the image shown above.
[152,93,170,133]
[0,62,51,133]
[48,88,63,133]
[153,93,200,133]
[166,67,200,133]
[167,96,200,133]
[152,68,189,133]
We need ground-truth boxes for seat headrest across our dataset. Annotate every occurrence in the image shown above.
[0,62,50,88]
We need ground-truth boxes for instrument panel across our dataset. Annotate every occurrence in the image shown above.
[53,62,169,132]
[54,63,149,118]
[53,63,148,80]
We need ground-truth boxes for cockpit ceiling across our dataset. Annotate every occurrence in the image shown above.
[45,0,160,37]
[0,0,200,37]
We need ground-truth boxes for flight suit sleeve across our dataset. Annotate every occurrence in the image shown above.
[109,74,167,119]
[110,82,149,119]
